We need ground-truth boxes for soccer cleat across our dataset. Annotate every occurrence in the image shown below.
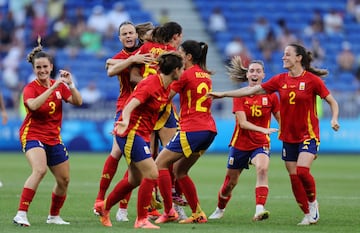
[151,191,163,210]
[179,211,207,224]
[174,203,188,220]
[297,214,317,226]
[172,193,188,206]
[252,210,270,221]
[147,208,162,220]
[309,200,320,223]
[46,215,70,225]
[115,208,129,222]
[209,207,225,219]
[134,217,160,229]
[94,201,112,227]
[13,212,30,227]
[93,199,102,216]
[155,208,179,224]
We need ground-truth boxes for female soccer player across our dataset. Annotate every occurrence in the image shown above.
[154,40,217,224]
[93,21,154,222]
[13,38,82,227]
[129,21,183,154]
[208,43,340,225]
[94,52,184,229]
[130,21,188,219]
[208,57,280,221]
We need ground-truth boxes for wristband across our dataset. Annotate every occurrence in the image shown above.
[69,83,75,89]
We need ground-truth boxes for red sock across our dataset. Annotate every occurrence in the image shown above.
[297,166,316,202]
[255,186,269,206]
[177,175,199,213]
[119,170,132,209]
[96,155,119,200]
[218,175,232,209]
[106,178,135,210]
[50,193,66,216]
[119,191,132,209]
[137,178,157,219]
[158,169,173,213]
[289,174,309,214]
[18,187,36,211]
[168,164,176,193]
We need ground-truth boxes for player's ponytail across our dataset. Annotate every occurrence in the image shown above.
[27,36,53,67]
[289,43,328,78]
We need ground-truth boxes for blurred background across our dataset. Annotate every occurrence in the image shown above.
[1,0,359,153]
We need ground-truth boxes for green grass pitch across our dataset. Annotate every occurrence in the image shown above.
[0,152,359,233]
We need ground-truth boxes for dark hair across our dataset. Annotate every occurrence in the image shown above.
[151,21,182,44]
[151,26,165,44]
[157,52,183,75]
[180,40,213,74]
[227,56,265,82]
[118,21,135,35]
[27,36,53,66]
[289,43,328,77]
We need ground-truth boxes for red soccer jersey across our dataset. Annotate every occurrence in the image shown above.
[261,71,330,143]
[112,49,135,112]
[171,64,217,132]
[136,41,176,78]
[19,79,72,145]
[117,74,170,142]
[229,93,280,150]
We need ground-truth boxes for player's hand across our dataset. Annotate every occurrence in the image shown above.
[115,120,129,135]
[131,52,154,64]
[59,69,73,85]
[262,128,278,135]
[331,120,340,131]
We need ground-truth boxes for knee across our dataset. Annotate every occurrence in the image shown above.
[33,167,47,179]
[149,169,159,180]
[57,175,70,189]
[155,159,166,170]
[174,170,187,180]
[256,165,268,177]
[144,165,159,180]
[228,180,237,190]
[110,146,122,159]
[155,152,172,170]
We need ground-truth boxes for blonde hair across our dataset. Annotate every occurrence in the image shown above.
[226,56,265,82]
[135,22,154,44]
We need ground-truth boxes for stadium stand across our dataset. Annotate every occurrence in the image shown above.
[193,0,360,117]
[1,0,359,118]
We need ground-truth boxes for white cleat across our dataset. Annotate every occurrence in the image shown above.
[115,208,129,222]
[297,213,317,226]
[13,211,30,227]
[173,203,188,220]
[252,210,270,221]
[208,207,225,219]
[93,208,100,216]
[309,200,320,223]
[46,215,70,225]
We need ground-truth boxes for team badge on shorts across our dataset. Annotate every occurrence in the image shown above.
[143,145,151,154]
